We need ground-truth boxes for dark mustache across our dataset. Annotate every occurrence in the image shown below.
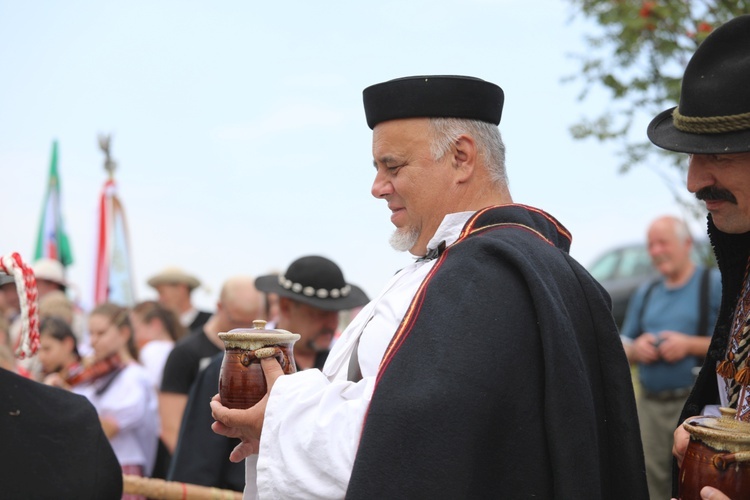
[696,186,737,204]
[307,328,336,352]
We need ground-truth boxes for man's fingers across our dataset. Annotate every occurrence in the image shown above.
[260,356,285,389]
[701,486,731,500]
[229,440,260,463]
[212,420,241,438]
[673,424,690,468]
[210,398,250,428]
[210,398,226,422]
[210,393,223,418]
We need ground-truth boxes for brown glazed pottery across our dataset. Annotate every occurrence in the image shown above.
[679,407,750,499]
[218,320,300,409]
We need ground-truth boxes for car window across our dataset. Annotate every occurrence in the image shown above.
[589,239,715,283]
[587,238,715,329]
[618,245,652,280]
[588,251,621,282]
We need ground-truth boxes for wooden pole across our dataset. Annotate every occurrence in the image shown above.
[122,474,243,500]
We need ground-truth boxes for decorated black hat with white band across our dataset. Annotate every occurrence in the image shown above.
[255,255,369,312]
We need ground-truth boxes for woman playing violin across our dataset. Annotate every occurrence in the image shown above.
[71,303,159,499]
[38,316,81,384]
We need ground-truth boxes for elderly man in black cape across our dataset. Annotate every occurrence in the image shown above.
[647,15,750,500]
[211,75,648,499]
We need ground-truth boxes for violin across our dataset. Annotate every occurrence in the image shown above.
[63,353,125,387]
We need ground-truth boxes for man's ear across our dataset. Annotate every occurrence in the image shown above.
[452,134,477,183]
[278,296,293,314]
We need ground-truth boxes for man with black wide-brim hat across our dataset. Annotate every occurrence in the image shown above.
[253,255,369,367]
[212,76,647,499]
[168,255,368,493]
[647,14,750,500]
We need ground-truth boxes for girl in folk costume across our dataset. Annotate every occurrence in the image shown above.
[129,300,183,481]
[38,315,82,383]
[129,300,183,390]
[72,302,159,499]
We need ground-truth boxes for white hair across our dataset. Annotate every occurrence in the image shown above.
[428,117,508,187]
[670,217,692,243]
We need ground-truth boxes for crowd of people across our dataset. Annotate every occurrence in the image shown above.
[0,260,364,498]
[2,14,750,500]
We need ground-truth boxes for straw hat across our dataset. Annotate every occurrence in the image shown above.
[147,267,201,291]
[32,258,67,289]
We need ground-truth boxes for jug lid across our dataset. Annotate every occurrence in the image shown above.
[218,319,300,348]
[684,407,750,453]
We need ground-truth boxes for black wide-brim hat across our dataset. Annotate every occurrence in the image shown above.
[255,255,369,312]
[363,75,504,129]
[648,15,750,154]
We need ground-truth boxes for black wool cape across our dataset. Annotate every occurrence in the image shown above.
[345,204,648,499]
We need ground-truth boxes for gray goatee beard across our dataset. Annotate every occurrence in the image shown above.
[389,226,420,252]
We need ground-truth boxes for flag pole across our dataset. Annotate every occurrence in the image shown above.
[98,134,117,181]
[94,135,135,306]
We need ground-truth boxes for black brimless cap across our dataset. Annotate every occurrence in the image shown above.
[363,75,504,130]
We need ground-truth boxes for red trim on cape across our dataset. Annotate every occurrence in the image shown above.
[361,204,569,434]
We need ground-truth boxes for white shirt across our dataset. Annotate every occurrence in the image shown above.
[248,212,474,500]
[180,307,200,328]
[700,372,729,418]
[73,361,160,475]
[138,339,175,390]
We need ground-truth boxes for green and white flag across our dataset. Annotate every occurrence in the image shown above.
[34,140,73,267]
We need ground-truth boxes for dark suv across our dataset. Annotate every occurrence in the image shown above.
[587,240,715,329]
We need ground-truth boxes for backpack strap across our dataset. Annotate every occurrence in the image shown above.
[637,279,660,335]
[638,267,712,336]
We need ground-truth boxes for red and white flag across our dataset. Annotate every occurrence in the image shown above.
[93,178,135,306]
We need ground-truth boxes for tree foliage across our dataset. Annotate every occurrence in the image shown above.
[565,0,749,217]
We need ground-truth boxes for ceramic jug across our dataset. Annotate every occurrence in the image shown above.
[679,407,750,499]
[218,319,300,409]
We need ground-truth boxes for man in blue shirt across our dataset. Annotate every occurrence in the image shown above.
[621,215,721,500]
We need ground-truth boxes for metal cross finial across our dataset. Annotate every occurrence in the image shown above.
[98,133,117,179]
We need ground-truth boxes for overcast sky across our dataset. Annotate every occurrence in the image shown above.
[0,0,696,311]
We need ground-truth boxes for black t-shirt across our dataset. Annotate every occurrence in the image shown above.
[160,331,222,394]
[167,353,243,490]
[188,310,212,333]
